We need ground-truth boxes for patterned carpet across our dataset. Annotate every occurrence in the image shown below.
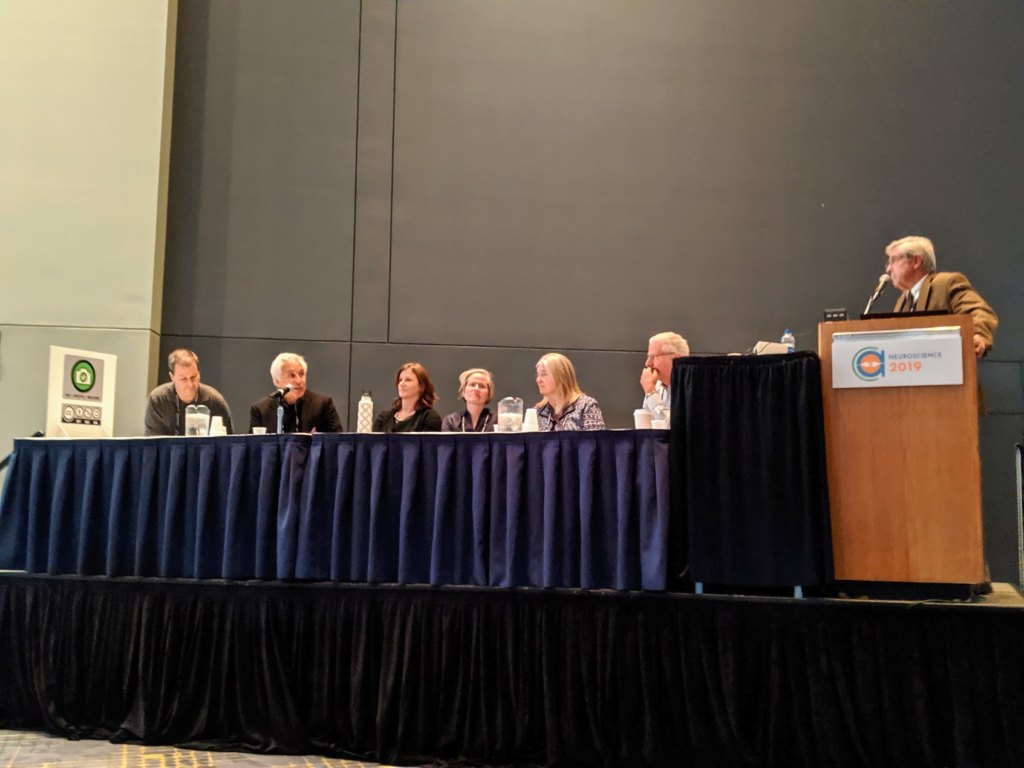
[0,730,391,768]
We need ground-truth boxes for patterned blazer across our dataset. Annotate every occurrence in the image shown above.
[536,394,605,432]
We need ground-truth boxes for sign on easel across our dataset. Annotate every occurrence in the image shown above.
[45,346,117,437]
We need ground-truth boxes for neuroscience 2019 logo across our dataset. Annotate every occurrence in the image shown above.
[852,347,885,381]
[71,360,96,393]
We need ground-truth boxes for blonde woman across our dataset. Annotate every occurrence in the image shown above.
[441,368,497,432]
[534,353,605,431]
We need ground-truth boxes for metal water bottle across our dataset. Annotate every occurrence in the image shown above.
[357,391,374,434]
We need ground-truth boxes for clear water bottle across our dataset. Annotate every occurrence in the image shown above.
[357,391,374,434]
[781,329,796,353]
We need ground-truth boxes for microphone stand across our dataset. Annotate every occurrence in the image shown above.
[863,282,889,315]
[271,385,292,434]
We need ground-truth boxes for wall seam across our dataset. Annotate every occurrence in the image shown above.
[385,0,398,343]
[347,0,364,428]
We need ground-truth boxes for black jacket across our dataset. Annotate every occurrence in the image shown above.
[249,389,343,433]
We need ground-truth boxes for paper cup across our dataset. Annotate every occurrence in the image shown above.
[252,427,268,435]
[633,409,652,429]
[651,419,668,430]
[522,408,539,432]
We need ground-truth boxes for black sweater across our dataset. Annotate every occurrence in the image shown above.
[372,406,443,434]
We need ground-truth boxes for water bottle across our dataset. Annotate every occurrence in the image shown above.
[276,403,284,434]
[357,391,374,434]
[781,329,796,353]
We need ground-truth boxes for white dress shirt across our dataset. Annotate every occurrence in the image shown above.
[642,379,671,424]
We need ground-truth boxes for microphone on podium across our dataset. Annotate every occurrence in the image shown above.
[863,274,891,315]
[271,384,293,399]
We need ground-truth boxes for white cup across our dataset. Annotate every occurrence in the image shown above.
[522,408,539,432]
[210,416,224,432]
[633,409,652,429]
[252,426,268,435]
[651,419,668,430]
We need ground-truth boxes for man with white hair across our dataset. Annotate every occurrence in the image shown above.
[885,235,998,359]
[249,352,343,433]
[640,332,690,423]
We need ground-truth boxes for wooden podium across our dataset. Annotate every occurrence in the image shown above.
[818,314,984,584]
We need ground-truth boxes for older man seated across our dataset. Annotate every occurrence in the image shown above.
[249,352,343,433]
[640,332,689,424]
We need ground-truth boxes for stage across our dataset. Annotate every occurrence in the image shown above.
[1,573,1022,767]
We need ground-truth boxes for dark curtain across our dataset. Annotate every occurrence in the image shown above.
[1,575,1023,767]
[670,352,834,587]
[0,431,669,590]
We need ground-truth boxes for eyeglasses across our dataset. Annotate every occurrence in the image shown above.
[646,352,673,361]
[885,254,910,268]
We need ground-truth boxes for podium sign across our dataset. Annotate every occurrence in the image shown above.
[831,327,963,389]
[45,346,117,437]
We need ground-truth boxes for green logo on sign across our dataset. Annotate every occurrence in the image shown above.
[71,360,96,393]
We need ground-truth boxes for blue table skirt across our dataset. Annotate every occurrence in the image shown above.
[0,432,670,590]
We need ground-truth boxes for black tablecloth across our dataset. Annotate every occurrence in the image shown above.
[670,352,834,587]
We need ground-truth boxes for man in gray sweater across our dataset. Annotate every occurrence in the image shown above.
[144,349,233,436]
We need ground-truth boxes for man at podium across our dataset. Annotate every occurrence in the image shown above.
[885,235,998,359]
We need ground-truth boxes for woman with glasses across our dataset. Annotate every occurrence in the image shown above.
[441,368,497,432]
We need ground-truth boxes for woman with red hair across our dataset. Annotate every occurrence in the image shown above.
[372,362,443,433]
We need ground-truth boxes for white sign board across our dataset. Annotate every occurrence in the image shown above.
[832,327,963,389]
[46,346,117,437]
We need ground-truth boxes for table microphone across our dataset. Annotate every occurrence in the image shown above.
[271,384,293,399]
[863,274,891,314]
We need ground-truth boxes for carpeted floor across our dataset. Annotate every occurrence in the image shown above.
[0,730,391,768]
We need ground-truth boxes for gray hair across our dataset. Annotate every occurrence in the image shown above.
[886,236,937,273]
[270,352,308,380]
[167,348,199,373]
[457,368,494,403]
[649,332,690,357]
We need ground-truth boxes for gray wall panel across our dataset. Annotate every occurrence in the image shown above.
[980,416,1024,585]
[163,0,359,341]
[389,0,1024,356]
[159,336,351,433]
[978,362,1024,416]
[351,0,397,342]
